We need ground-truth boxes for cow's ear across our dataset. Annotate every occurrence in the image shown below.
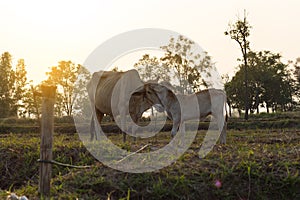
[133,91,146,101]
[131,91,144,97]
[131,85,145,98]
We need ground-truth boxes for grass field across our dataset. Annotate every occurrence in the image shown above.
[0,114,300,199]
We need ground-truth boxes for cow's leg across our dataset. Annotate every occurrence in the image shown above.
[215,114,226,144]
[131,113,140,142]
[90,115,95,141]
[95,109,104,140]
[120,113,127,143]
[132,119,138,142]
[171,119,181,137]
[167,111,179,137]
[220,120,227,144]
[122,133,126,143]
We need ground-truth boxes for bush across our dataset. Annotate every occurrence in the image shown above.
[54,116,74,124]
[0,117,37,125]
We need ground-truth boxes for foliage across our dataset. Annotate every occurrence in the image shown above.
[73,66,92,118]
[13,59,28,117]
[134,35,214,94]
[160,35,213,94]
[0,52,42,119]
[45,61,91,116]
[224,14,251,56]
[0,53,31,118]
[225,51,296,114]
[225,12,252,119]
[134,54,170,82]
[0,52,16,117]
[292,58,300,101]
[22,84,42,119]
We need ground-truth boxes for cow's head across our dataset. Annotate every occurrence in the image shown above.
[133,83,176,111]
[129,83,169,122]
[128,92,152,122]
[134,83,162,105]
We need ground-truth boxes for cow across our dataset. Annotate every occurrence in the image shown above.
[133,83,228,144]
[87,69,153,142]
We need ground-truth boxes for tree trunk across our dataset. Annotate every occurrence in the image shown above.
[244,48,249,120]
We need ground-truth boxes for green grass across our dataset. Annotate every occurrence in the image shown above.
[0,127,299,199]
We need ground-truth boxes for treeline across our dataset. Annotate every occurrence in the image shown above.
[0,52,91,119]
[224,14,300,116]
[1,34,299,120]
[0,34,217,120]
[0,52,28,118]
[132,36,300,116]
[224,51,299,115]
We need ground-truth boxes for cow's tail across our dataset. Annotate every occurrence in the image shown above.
[224,92,228,123]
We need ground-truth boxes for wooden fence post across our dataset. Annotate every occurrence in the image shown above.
[38,85,56,197]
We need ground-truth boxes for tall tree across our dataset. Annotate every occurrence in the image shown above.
[293,58,300,100]
[225,50,295,114]
[73,66,91,118]
[0,52,15,118]
[23,82,42,119]
[134,54,170,82]
[225,11,251,120]
[160,35,213,94]
[224,69,246,116]
[256,51,294,112]
[14,59,28,117]
[46,61,79,116]
[45,61,90,117]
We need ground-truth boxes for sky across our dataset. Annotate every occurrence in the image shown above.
[1,0,300,84]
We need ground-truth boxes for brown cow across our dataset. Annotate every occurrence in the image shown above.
[87,69,153,141]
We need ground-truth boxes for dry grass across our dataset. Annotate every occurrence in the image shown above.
[0,126,299,199]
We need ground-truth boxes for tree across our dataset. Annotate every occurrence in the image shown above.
[160,35,213,94]
[73,66,91,118]
[225,50,295,114]
[293,58,300,101]
[0,52,16,118]
[134,35,214,94]
[134,54,170,82]
[224,69,245,117]
[46,61,79,116]
[23,83,42,119]
[14,59,28,117]
[45,61,90,117]
[225,11,251,119]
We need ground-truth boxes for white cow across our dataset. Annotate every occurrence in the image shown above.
[134,83,228,144]
[87,69,153,142]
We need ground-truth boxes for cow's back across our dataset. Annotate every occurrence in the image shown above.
[93,69,143,115]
